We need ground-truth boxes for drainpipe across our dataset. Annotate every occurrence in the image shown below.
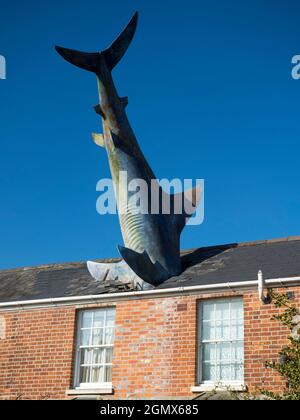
[258,270,271,304]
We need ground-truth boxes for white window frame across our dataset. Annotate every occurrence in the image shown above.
[197,297,244,390]
[74,308,115,390]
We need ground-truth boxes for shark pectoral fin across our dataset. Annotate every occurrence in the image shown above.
[120,96,128,107]
[92,133,105,148]
[171,184,203,234]
[118,245,170,286]
[87,259,137,285]
[87,261,110,282]
[94,104,106,119]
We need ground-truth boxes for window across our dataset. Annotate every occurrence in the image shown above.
[198,298,244,385]
[74,308,115,389]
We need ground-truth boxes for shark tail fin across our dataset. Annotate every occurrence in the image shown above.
[55,12,138,73]
[103,12,138,70]
[118,245,170,287]
[55,46,99,73]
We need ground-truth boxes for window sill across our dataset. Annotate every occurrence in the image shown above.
[66,388,114,396]
[191,384,246,393]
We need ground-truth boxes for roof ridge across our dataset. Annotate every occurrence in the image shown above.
[1,236,300,273]
[236,235,300,247]
[182,235,300,253]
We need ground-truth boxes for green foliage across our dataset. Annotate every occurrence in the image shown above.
[260,290,300,400]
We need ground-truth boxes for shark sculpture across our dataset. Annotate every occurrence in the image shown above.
[55,12,202,288]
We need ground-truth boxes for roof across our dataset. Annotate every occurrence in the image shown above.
[1,236,300,303]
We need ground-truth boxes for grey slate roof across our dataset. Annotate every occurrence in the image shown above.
[1,237,300,303]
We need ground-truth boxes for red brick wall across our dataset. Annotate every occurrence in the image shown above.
[244,290,300,393]
[113,296,197,399]
[0,308,76,400]
[0,287,299,400]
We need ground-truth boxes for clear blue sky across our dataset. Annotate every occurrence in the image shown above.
[1,0,300,270]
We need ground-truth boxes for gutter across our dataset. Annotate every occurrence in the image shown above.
[0,275,299,311]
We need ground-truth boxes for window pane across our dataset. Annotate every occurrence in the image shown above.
[91,366,104,383]
[81,329,91,346]
[233,341,244,362]
[82,312,93,329]
[215,320,221,340]
[106,309,115,328]
[92,328,104,346]
[94,311,105,329]
[203,343,216,362]
[234,364,244,381]
[203,362,217,382]
[215,302,230,321]
[215,320,231,340]
[230,320,238,340]
[223,320,231,340]
[93,348,105,365]
[237,323,244,340]
[202,302,215,321]
[105,328,115,345]
[106,348,113,364]
[202,321,214,341]
[80,366,90,383]
[219,342,231,362]
[105,366,112,382]
[80,348,92,365]
[220,364,232,381]
[231,300,243,320]
[230,319,244,340]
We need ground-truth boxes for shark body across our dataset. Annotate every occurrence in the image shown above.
[56,13,201,287]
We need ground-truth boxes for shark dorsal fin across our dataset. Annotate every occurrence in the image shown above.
[120,96,128,107]
[94,104,106,119]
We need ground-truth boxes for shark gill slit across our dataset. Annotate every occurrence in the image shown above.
[119,203,145,252]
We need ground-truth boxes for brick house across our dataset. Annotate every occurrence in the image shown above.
[0,237,299,400]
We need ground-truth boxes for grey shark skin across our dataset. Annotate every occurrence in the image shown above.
[55,12,201,287]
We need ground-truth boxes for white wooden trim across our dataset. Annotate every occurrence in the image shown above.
[73,308,115,389]
[0,276,299,311]
[197,298,245,384]
[66,388,113,396]
[191,383,246,392]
